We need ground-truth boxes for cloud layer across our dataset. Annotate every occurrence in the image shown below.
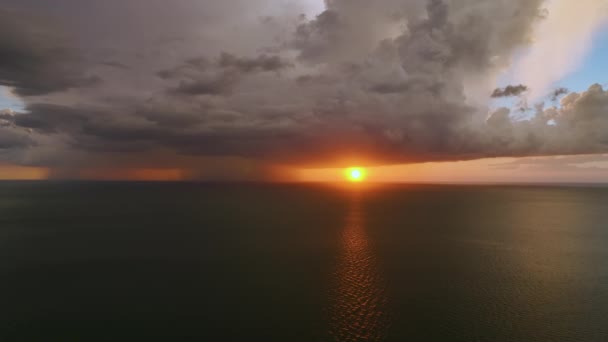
[0,0,607,176]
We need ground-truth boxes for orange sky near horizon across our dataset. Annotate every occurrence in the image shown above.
[0,164,187,181]
[0,164,49,180]
[1,155,608,183]
[296,156,608,184]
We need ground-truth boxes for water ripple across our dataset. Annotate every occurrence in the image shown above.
[328,196,390,341]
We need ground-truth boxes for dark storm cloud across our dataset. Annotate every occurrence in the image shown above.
[0,109,14,126]
[550,87,569,101]
[99,61,130,70]
[369,82,411,94]
[293,9,343,62]
[1,0,608,172]
[0,9,100,96]
[218,52,291,73]
[12,103,91,133]
[491,85,529,98]
[160,52,291,96]
[157,57,210,80]
[172,72,240,96]
[0,124,33,149]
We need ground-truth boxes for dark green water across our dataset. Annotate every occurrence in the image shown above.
[2,182,608,341]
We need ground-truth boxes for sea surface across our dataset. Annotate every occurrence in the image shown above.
[2,182,608,341]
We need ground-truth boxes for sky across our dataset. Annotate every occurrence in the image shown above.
[1,0,608,182]
[559,28,608,93]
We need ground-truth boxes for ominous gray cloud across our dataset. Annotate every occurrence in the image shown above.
[0,9,99,96]
[218,52,291,73]
[0,109,33,152]
[550,87,570,101]
[160,52,291,96]
[0,0,607,174]
[491,84,529,98]
[99,61,130,70]
[0,109,14,126]
[0,127,31,149]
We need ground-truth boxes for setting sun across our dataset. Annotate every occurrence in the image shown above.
[346,167,366,182]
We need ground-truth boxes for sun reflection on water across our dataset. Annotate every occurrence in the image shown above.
[328,192,390,341]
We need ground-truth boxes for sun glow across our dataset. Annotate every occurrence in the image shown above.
[346,167,366,182]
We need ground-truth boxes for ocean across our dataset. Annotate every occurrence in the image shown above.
[1,182,608,341]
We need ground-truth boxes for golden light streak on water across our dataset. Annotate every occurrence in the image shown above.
[328,193,390,341]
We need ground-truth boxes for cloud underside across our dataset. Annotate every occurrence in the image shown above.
[0,0,607,171]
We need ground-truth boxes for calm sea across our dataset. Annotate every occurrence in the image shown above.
[2,182,608,341]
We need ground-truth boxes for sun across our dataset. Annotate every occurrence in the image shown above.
[345,167,366,182]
